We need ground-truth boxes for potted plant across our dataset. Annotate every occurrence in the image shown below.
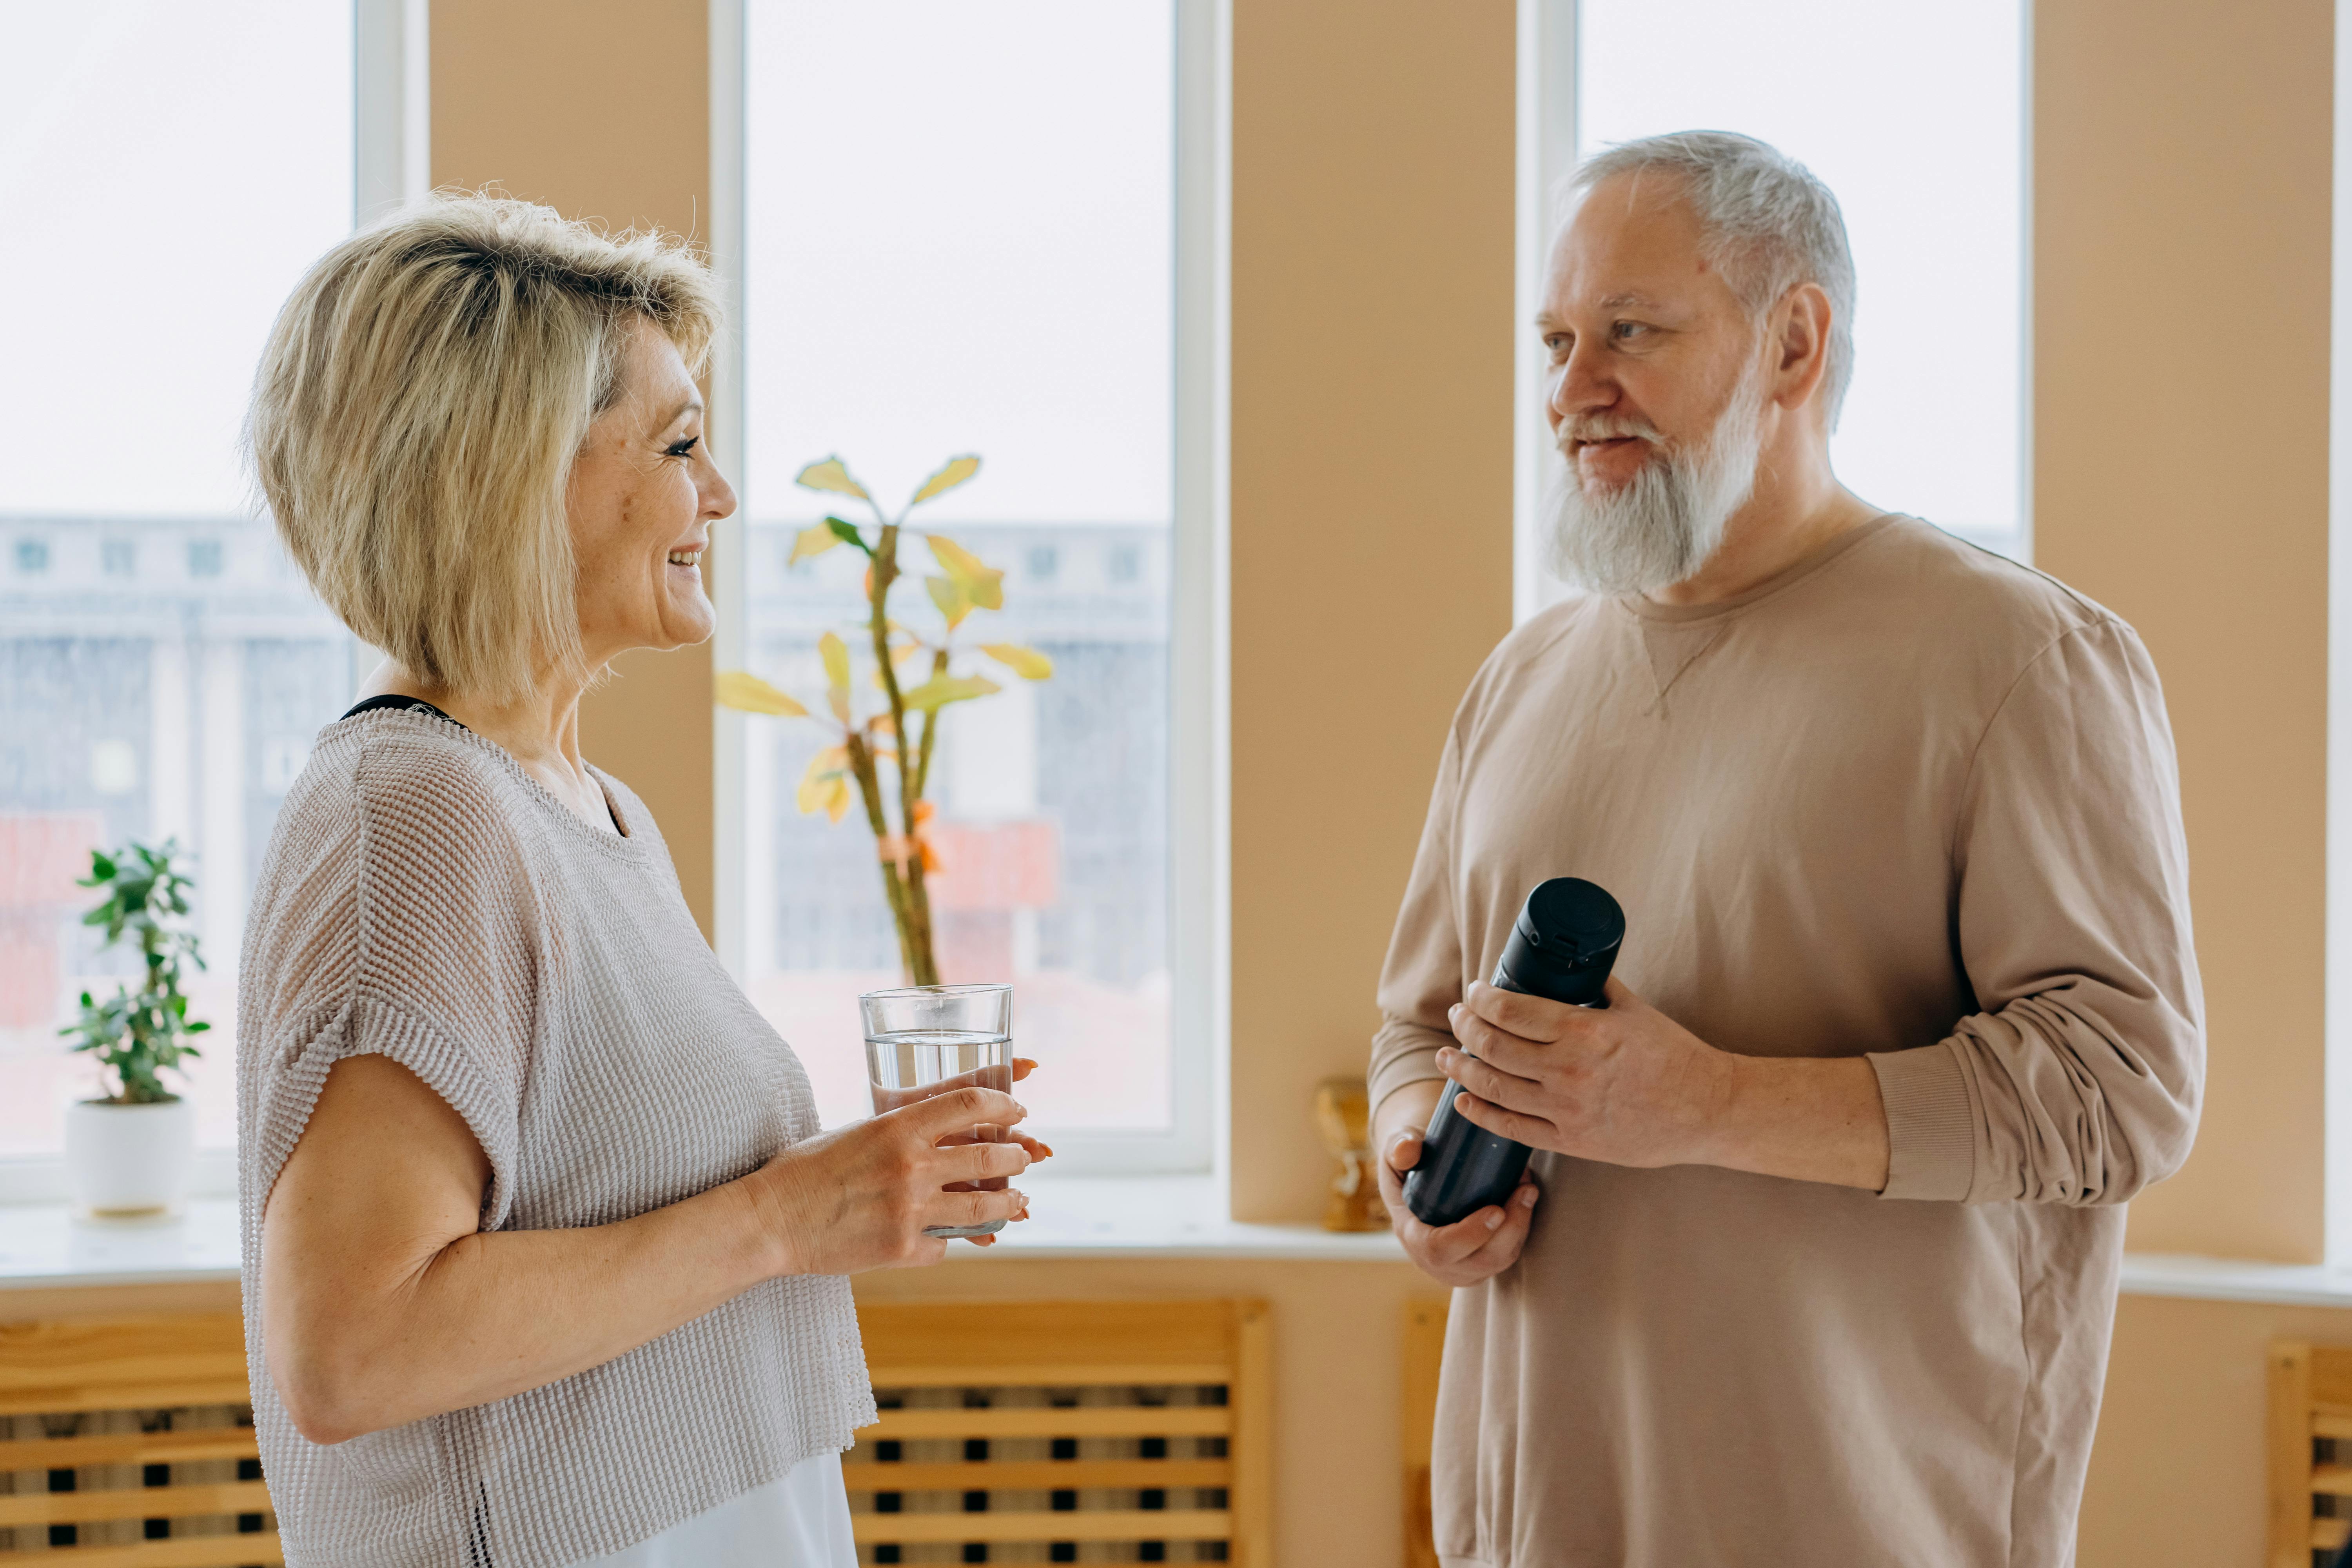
[58,839,209,1219]
[716,454,1053,984]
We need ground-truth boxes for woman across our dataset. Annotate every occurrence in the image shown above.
[238,194,1043,1568]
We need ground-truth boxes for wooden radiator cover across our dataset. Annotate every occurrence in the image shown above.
[848,1298,1272,1566]
[0,1301,1274,1566]
[0,1311,276,1566]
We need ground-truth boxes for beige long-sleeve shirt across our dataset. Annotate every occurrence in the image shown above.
[1369,515,2203,1568]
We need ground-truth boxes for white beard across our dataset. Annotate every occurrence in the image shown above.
[1539,364,1769,596]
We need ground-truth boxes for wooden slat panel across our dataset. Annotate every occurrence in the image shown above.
[1401,1296,1448,1568]
[0,1532,282,1568]
[2315,1462,2352,1497]
[0,1316,248,1418]
[0,1480,272,1529]
[853,1508,1231,1544]
[1232,1300,1272,1568]
[858,1302,1238,1381]
[866,1406,1229,1440]
[2316,1515,2352,1552]
[2310,1347,2352,1410]
[2272,1341,2316,1568]
[0,1432,259,1471]
[842,1459,1230,1490]
[2317,1413,2352,1440]
[869,1363,1230,1388]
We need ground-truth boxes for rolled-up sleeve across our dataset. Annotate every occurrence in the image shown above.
[1869,617,2205,1204]
[1369,724,1471,1118]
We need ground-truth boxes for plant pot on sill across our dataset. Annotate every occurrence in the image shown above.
[65,1096,194,1220]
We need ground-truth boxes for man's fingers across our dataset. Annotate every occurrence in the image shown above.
[1439,1047,1540,1112]
[1459,1181,1539,1267]
[1383,1128,1424,1175]
[1463,980,1584,1042]
[1450,1089,1557,1149]
[1419,1200,1519,1263]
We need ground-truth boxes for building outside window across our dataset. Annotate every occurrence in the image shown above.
[0,4,356,1176]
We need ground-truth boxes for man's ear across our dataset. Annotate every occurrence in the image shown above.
[1770,282,1834,412]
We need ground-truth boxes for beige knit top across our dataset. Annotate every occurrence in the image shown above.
[236,708,875,1568]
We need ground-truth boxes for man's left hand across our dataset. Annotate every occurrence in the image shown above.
[1439,978,1891,1188]
[1439,978,1734,1169]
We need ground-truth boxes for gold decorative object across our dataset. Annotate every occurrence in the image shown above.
[1314,1076,1388,1232]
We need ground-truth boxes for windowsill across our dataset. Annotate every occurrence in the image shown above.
[13,1201,2343,1299]
[0,1176,1406,1290]
[2119,1251,2352,1310]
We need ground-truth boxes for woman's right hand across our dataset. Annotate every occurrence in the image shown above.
[746,1087,1035,1276]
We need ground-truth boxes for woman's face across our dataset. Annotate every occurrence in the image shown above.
[566,318,735,667]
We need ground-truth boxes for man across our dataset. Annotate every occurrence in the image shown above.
[1371,131,2202,1566]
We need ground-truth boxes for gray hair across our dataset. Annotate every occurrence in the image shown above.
[1568,131,1857,428]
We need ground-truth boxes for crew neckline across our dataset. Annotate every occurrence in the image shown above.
[331,706,644,853]
[1617,513,1902,626]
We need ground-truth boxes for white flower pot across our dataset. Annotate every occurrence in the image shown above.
[65,1098,196,1220]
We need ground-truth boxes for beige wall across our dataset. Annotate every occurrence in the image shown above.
[1227,0,1519,1223]
[2040,1,2339,1562]
[2035,0,2334,1267]
[430,0,717,939]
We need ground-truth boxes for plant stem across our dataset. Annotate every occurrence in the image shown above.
[867,523,939,985]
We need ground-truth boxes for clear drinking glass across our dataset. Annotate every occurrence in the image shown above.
[860,982,1014,1238]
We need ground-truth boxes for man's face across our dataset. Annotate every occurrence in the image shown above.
[1538,172,1760,496]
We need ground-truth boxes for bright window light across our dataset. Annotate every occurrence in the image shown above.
[0,3,356,1161]
[741,2,1182,1147]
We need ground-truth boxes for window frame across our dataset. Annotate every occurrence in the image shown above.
[708,0,1230,1175]
[0,0,404,1206]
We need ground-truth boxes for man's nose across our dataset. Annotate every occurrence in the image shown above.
[1549,343,1616,425]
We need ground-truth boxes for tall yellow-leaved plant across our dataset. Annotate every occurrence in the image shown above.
[714,454,1052,985]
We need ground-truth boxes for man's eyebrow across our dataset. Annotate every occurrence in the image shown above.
[1596,291,1664,311]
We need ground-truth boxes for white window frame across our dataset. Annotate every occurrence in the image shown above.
[0,0,410,1206]
[2325,0,2352,1268]
[708,0,1230,1176]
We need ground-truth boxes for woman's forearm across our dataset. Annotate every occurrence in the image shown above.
[267,1134,784,1445]
[265,1056,1033,1445]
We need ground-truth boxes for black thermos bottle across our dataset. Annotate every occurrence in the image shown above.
[1402,877,1626,1229]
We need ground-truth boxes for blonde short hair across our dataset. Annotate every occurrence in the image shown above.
[247,193,719,702]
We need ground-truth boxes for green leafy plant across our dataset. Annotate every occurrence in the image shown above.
[59,839,210,1104]
[715,454,1053,985]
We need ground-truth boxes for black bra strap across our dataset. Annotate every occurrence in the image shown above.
[340,694,469,732]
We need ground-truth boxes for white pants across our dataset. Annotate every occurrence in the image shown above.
[567,1452,857,1568]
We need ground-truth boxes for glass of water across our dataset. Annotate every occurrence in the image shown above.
[859,982,1015,1238]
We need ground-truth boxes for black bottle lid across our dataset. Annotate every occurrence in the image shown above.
[1492,877,1624,1005]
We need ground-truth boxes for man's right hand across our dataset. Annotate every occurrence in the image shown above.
[1377,1122,1540,1287]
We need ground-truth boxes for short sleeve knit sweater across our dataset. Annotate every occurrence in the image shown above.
[235,709,875,1568]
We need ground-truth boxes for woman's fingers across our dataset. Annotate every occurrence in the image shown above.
[926,1184,1028,1233]
[940,1138,1033,1185]
[1011,1057,1039,1082]
[902,1086,1025,1139]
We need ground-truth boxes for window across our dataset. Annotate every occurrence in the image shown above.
[1517,0,2027,611]
[0,5,358,1178]
[730,1,1212,1167]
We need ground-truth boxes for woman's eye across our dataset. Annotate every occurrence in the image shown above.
[666,436,701,459]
